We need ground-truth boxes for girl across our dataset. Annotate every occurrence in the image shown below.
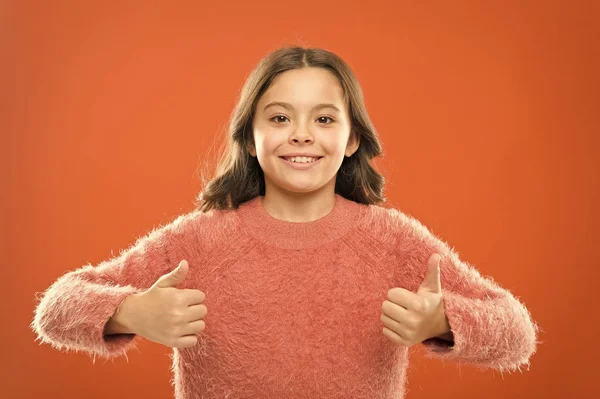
[31,46,538,398]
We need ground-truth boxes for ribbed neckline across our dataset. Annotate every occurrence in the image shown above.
[235,193,363,250]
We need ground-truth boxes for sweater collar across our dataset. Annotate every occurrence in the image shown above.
[236,193,363,250]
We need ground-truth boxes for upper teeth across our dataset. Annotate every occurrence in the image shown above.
[284,156,319,163]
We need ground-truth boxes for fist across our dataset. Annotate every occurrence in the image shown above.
[381,253,449,347]
[126,259,208,349]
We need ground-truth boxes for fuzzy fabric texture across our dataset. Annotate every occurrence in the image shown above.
[31,193,538,398]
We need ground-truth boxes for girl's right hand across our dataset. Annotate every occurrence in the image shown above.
[122,259,207,348]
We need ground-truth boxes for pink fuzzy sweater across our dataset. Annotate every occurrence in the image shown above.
[31,194,538,398]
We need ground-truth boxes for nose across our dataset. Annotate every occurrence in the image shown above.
[290,128,314,144]
[292,136,313,143]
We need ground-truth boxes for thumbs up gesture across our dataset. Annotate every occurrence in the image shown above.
[381,253,451,347]
[121,260,208,349]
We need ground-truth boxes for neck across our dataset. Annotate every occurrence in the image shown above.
[261,188,336,223]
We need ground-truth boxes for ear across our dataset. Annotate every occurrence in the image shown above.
[246,142,256,157]
[345,131,360,157]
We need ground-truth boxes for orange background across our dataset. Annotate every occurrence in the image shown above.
[2,1,598,398]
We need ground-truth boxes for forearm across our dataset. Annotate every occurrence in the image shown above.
[422,291,538,370]
[32,272,141,358]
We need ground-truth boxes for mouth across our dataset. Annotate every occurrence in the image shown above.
[279,156,324,168]
[279,156,324,163]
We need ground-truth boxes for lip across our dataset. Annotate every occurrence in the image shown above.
[280,154,323,158]
[279,156,323,170]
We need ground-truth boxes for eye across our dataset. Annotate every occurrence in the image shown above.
[317,116,335,124]
[269,115,335,124]
[270,115,289,124]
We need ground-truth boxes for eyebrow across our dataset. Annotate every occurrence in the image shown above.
[263,101,342,113]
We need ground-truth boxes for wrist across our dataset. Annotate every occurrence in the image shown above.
[106,294,139,335]
[434,315,453,341]
[429,305,452,338]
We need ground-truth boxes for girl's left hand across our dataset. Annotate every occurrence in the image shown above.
[381,253,451,347]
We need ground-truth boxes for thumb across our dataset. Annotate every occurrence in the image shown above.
[418,253,442,294]
[155,259,188,288]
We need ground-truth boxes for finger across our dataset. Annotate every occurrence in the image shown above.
[418,253,442,294]
[155,260,188,288]
[382,327,408,346]
[179,319,206,336]
[387,288,421,311]
[185,304,208,323]
[380,313,411,339]
[182,289,206,306]
[173,335,198,349]
[382,300,410,321]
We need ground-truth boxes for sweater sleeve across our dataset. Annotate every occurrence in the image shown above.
[386,208,539,373]
[30,210,207,361]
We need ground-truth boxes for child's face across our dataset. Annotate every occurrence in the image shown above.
[250,67,358,194]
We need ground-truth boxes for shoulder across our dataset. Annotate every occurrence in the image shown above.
[357,202,418,237]
[356,203,444,253]
[142,206,243,255]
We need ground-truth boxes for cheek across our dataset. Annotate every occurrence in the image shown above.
[322,136,348,158]
[252,137,282,165]
[255,137,279,158]
[250,127,272,153]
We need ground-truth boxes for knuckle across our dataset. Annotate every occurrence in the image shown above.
[176,294,187,306]
[170,310,185,322]
[414,301,424,313]
[172,326,183,337]
[406,317,417,330]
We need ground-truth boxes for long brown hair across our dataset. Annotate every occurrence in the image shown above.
[194,46,390,213]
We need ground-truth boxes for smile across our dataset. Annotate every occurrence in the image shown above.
[279,156,323,170]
